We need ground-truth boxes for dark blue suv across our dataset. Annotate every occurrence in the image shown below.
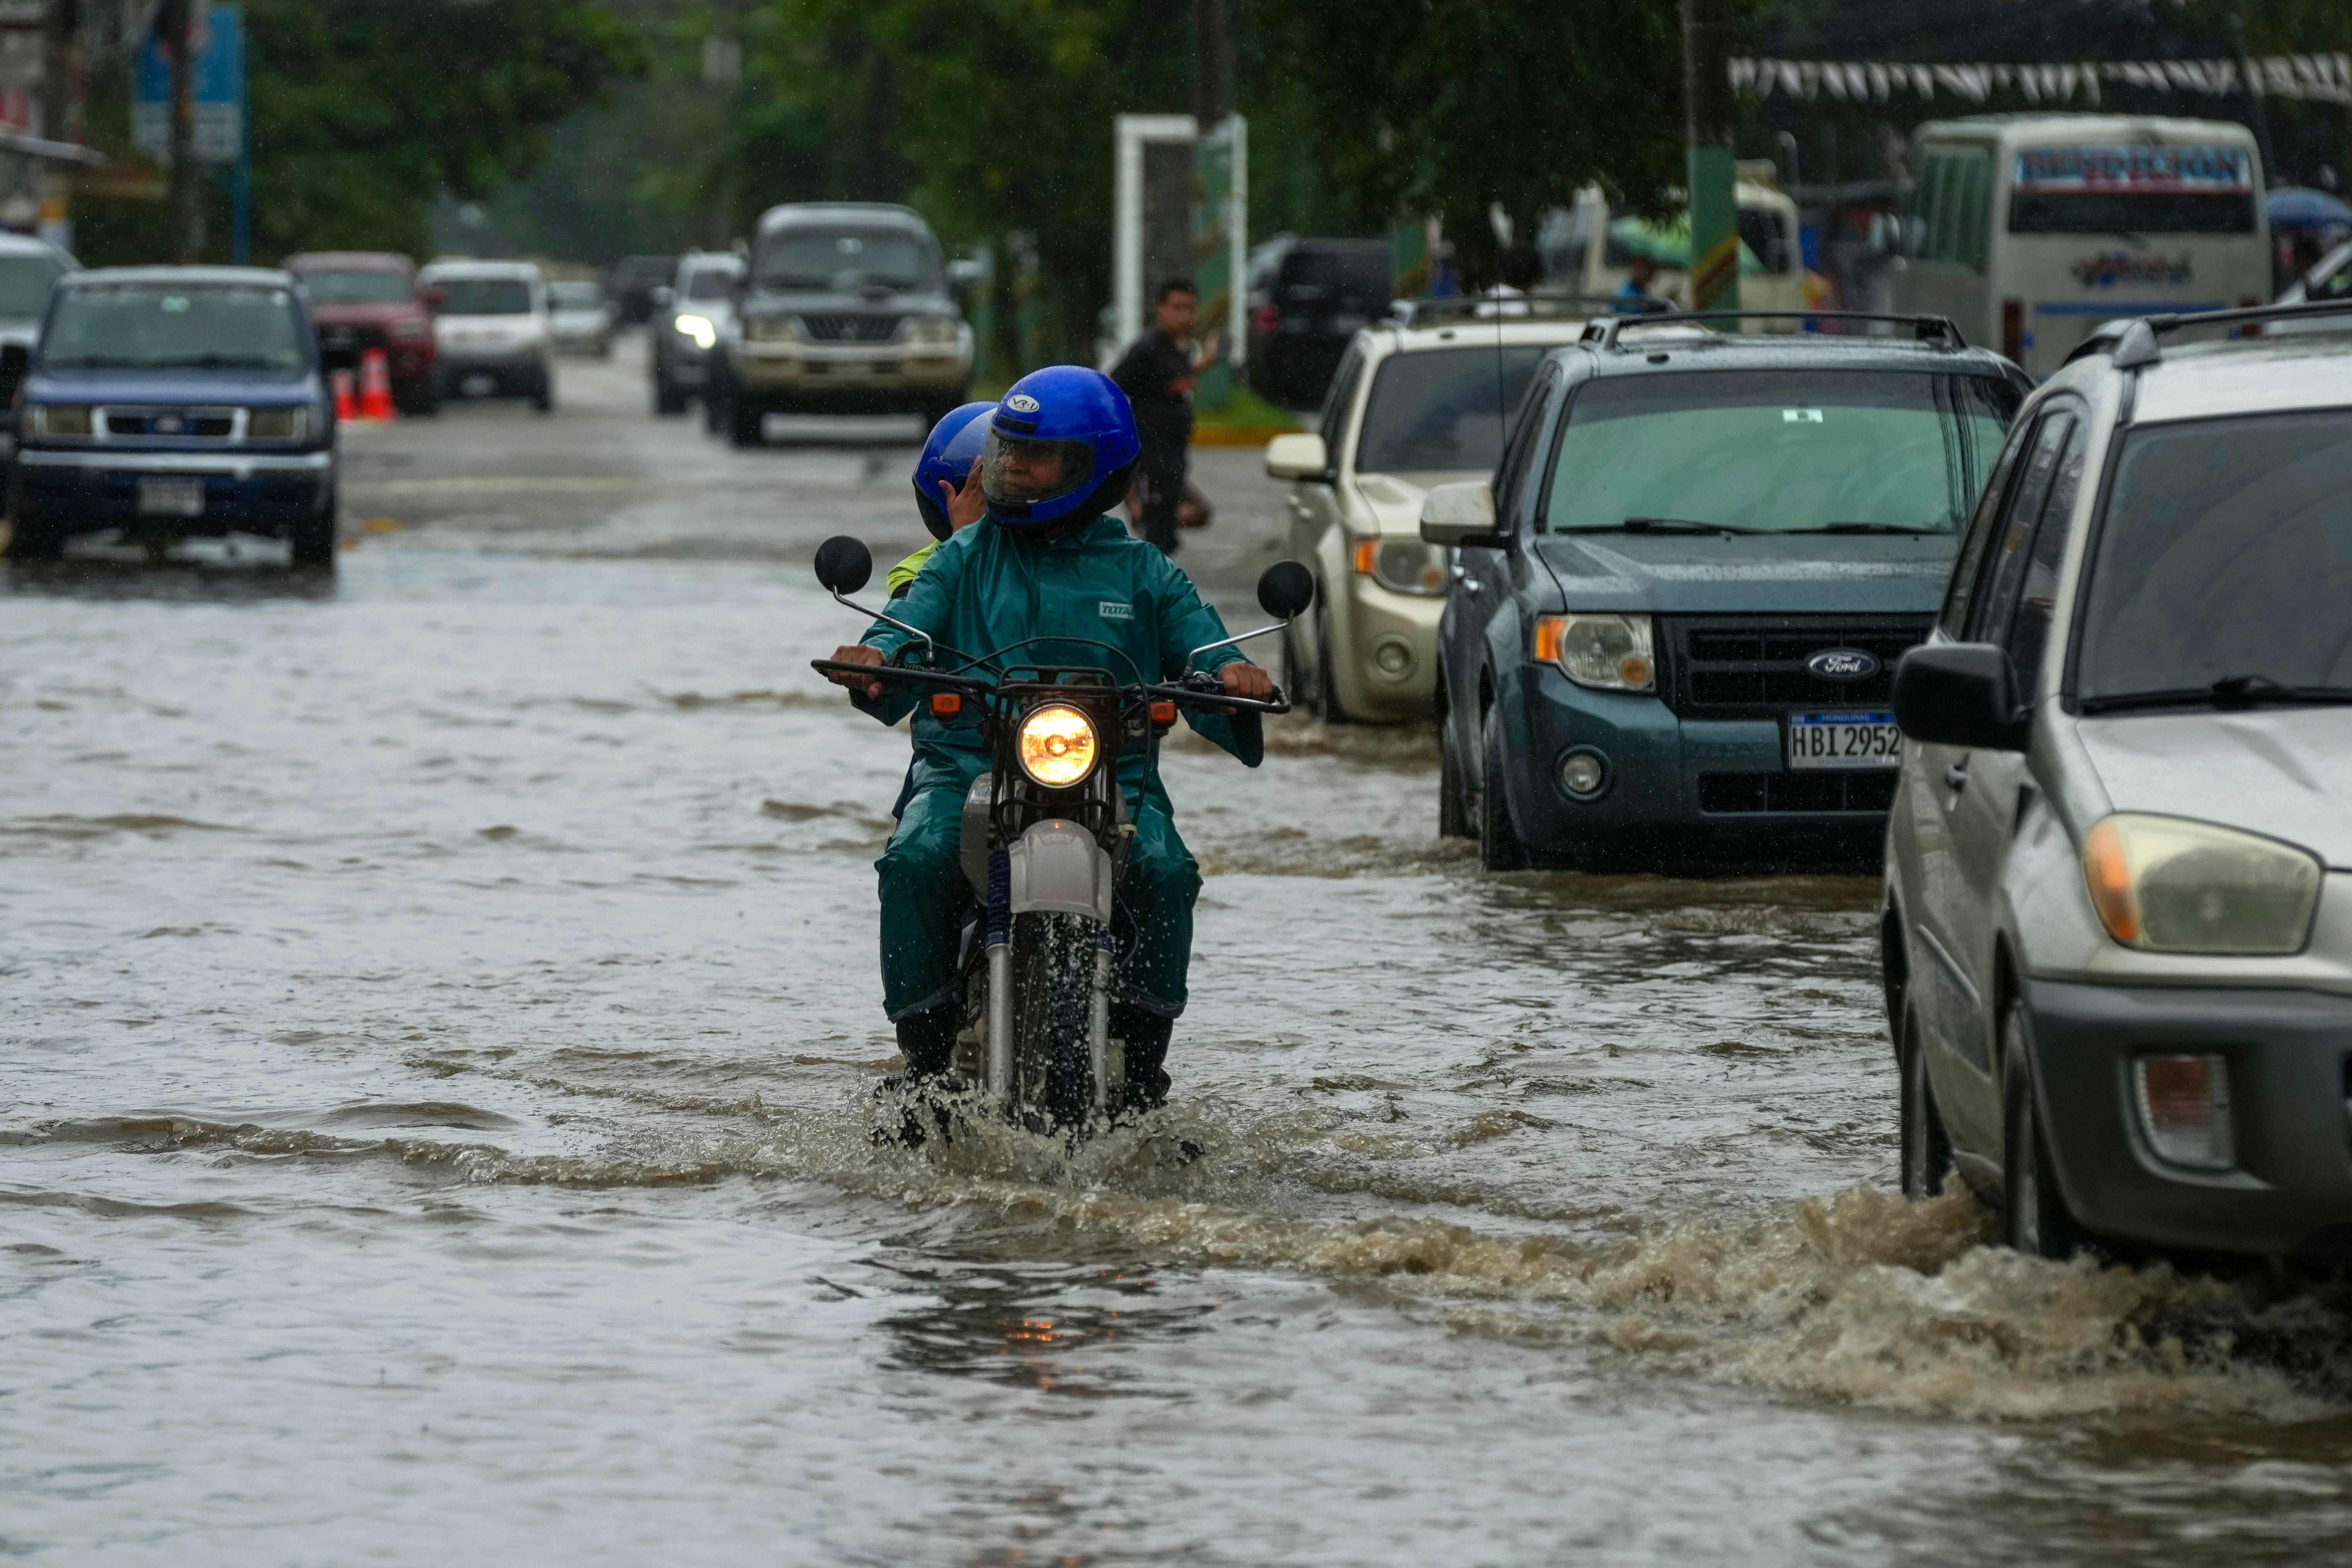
[1425,314,2029,870]
[8,267,338,566]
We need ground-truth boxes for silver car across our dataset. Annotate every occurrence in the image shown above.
[1884,304,2352,1262]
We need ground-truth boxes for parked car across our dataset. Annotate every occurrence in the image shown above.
[7,266,337,566]
[1265,297,1603,723]
[0,232,78,472]
[607,254,679,326]
[1423,311,2029,871]
[1884,303,2352,1262]
[546,280,613,356]
[651,251,741,415]
[1247,236,1394,408]
[420,258,553,412]
[713,202,972,446]
[283,250,438,415]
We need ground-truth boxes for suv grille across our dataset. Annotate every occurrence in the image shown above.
[1658,614,1933,719]
[1698,771,1899,815]
[101,406,237,439]
[797,314,902,343]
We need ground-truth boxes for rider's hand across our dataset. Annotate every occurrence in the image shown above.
[1218,661,1274,709]
[826,643,886,699]
[937,457,986,532]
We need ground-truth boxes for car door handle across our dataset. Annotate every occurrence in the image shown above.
[1944,764,1969,793]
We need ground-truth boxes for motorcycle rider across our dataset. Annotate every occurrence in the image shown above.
[824,366,1274,1107]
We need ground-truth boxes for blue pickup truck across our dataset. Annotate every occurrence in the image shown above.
[7,266,338,567]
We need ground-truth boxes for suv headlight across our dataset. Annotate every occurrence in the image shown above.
[1534,614,1655,692]
[906,315,961,347]
[2082,813,2323,954]
[28,403,91,437]
[744,315,796,344]
[674,313,716,350]
[1351,536,1446,595]
[247,406,309,442]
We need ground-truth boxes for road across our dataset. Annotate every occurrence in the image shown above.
[5,339,2350,1564]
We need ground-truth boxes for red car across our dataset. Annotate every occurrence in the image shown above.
[283,251,438,414]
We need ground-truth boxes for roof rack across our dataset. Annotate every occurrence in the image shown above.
[2077,298,2352,369]
[1580,310,1966,353]
[1384,292,1664,328]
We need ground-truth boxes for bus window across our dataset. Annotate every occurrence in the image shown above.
[2007,144,2256,235]
[1910,155,1947,258]
[1955,153,1991,270]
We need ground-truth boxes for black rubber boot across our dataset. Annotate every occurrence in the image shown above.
[876,1003,959,1149]
[1111,1002,1173,1114]
[895,1002,957,1083]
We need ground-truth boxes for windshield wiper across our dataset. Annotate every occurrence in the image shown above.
[1788,522,1945,536]
[2080,673,2352,714]
[1566,517,1762,536]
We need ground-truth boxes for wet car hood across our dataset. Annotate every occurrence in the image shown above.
[24,366,318,407]
[1530,531,1959,616]
[2076,709,2352,869]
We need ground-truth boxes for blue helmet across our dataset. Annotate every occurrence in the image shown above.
[980,366,1142,528]
[912,401,997,541]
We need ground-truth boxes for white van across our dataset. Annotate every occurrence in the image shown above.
[419,258,555,411]
[1890,115,2269,377]
[1537,174,1810,318]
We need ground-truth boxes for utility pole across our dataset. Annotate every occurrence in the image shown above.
[1680,0,1739,313]
[40,0,80,253]
[158,0,196,264]
[2228,3,2277,187]
[1191,0,1230,128]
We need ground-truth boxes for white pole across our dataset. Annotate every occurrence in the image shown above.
[1227,114,1248,369]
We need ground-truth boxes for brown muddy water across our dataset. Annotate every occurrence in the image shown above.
[7,544,2352,1565]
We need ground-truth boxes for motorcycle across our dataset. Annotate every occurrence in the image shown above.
[810,535,1314,1135]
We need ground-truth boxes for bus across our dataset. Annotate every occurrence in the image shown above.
[1890,115,2269,377]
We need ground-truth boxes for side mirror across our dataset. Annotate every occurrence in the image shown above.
[1257,560,1315,620]
[423,287,448,312]
[1419,480,1500,547]
[653,285,676,309]
[1892,642,2028,751]
[813,535,873,597]
[946,258,985,290]
[1264,432,1330,481]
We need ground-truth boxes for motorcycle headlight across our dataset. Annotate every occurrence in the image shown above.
[674,313,716,350]
[1351,536,1446,595]
[29,403,91,437]
[2082,813,2323,955]
[246,406,307,441]
[1533,613,1654,692]
[1017,703,1099,787]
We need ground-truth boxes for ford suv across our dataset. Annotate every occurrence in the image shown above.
[1423,312,2028,870]
[1886,304,2352,1262]
[714,203,971,446]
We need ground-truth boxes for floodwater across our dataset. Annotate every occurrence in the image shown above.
[7,355,2352,1565]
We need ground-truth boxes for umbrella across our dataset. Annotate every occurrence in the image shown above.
[1607,216,1765,275]
[2269,186,2352,231]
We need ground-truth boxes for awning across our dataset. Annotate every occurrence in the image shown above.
[1730,54,2352,107]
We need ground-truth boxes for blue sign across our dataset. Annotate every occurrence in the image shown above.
[133,4,246,165]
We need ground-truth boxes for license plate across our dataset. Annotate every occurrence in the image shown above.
[136,477,205,517]
[1787,711,1901,769]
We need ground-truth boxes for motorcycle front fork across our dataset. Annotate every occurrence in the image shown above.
[978,925,1119,1118]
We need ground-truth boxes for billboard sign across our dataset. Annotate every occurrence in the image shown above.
[134,5,246,165]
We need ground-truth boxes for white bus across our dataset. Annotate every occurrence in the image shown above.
[1890,115,2269,377]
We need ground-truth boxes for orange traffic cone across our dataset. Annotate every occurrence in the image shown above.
[358,349,395,422]
[331,368,356,422]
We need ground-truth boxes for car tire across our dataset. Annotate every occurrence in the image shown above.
[728,393,765,448]
[398,382,440,417]
[1310,599,1347,723]
[654,377,688,417]
[532,374,554,415]
[1477,703,1531,872]
[2002,1002,2085,1259]
[1437,702,1472,840]
[1899,1007,1954,1201]
[7,503,66,561]
[289,487,338,569]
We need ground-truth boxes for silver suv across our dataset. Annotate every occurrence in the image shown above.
[1884,303,2352,1262]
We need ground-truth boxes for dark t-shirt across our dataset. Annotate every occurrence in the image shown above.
[1111,329,1196,439]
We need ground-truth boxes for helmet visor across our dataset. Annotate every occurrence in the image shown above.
[981,428,1097,512]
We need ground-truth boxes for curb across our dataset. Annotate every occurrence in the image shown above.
[1190,426,1302,448]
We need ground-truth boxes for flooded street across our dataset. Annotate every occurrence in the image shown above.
[10,346,2352,1565]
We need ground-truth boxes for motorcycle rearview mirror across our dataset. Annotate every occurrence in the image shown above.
[813,535,873,596]
[1257,560,1315,621]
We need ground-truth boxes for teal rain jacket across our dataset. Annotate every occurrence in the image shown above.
[853,514,1264,798]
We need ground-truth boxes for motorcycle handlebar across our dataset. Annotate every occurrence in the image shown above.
[811,660,1291,715]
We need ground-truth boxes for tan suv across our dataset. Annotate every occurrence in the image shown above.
[1265,299,1604,723]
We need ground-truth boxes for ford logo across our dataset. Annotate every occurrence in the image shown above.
[1806,649,1879,681]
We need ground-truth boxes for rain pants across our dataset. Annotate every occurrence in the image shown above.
[853,514,1261,1020]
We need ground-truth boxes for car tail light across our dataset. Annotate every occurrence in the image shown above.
[2001,297,2024,362]
[2133,1054,2234,1169]
[1250,304,1280,335]
[2237,296,2262,337]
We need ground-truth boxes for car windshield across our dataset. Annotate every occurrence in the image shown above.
[682,269,735,301]
[300,270,411,306]
[1355,346,1549,473]
[2077,410,2352,701]
[0,252,66,318]
[1542,369,2019,534]
[433,277,533,315]
[756,229,937,293]
[41,283,308,371]
[548,282,602,309]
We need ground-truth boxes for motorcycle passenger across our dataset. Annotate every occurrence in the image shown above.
[888,401,995,601]
[824,366,1274,1107]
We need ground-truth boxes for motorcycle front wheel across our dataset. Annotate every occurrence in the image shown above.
[1007,910,1108,1131]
